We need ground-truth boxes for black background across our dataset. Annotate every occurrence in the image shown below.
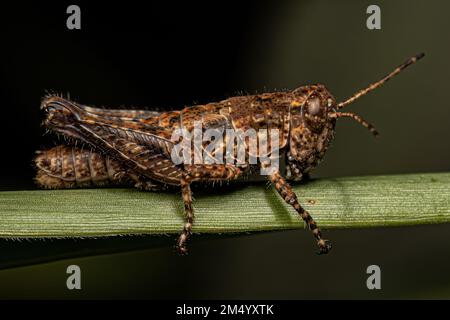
[0,1,271,187]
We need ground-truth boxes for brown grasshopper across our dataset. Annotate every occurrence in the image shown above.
[35,53,424,255]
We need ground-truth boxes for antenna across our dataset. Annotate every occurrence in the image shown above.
[337,53,424,109]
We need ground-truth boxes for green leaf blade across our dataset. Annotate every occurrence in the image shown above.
[0,173,449,238]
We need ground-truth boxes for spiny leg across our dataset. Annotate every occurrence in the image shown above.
[177,164,242,255]
[269,170,331,254]
[178,175,194,255]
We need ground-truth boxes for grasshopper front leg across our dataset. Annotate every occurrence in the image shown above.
[177,164,242,255]
[268,170,331,254]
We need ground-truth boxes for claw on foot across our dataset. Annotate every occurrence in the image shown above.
[317,239,332,255]
[177,232,190,255]
[177,245,189,256]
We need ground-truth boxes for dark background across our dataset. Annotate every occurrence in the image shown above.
[0,0,449,299]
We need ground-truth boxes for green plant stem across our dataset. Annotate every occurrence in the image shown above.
[0,172,449,238]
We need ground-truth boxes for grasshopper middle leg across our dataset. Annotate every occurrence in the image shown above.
[177,164,242,255]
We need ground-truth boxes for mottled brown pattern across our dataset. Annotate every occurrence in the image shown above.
[35,145,167,191]
[177,164,242,253]
[269,170,331,253]
[35,145,127,188]
[35,53,424,255]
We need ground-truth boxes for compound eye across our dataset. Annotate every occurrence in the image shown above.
[306,96,322,116]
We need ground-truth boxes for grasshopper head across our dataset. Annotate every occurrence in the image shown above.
[285,85,337,181]
[291,84,337,130]
[285,53,424,181]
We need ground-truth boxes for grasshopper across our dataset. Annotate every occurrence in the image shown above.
[35,53,424,254]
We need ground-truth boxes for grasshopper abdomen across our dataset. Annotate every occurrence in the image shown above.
[34,145,127,189]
